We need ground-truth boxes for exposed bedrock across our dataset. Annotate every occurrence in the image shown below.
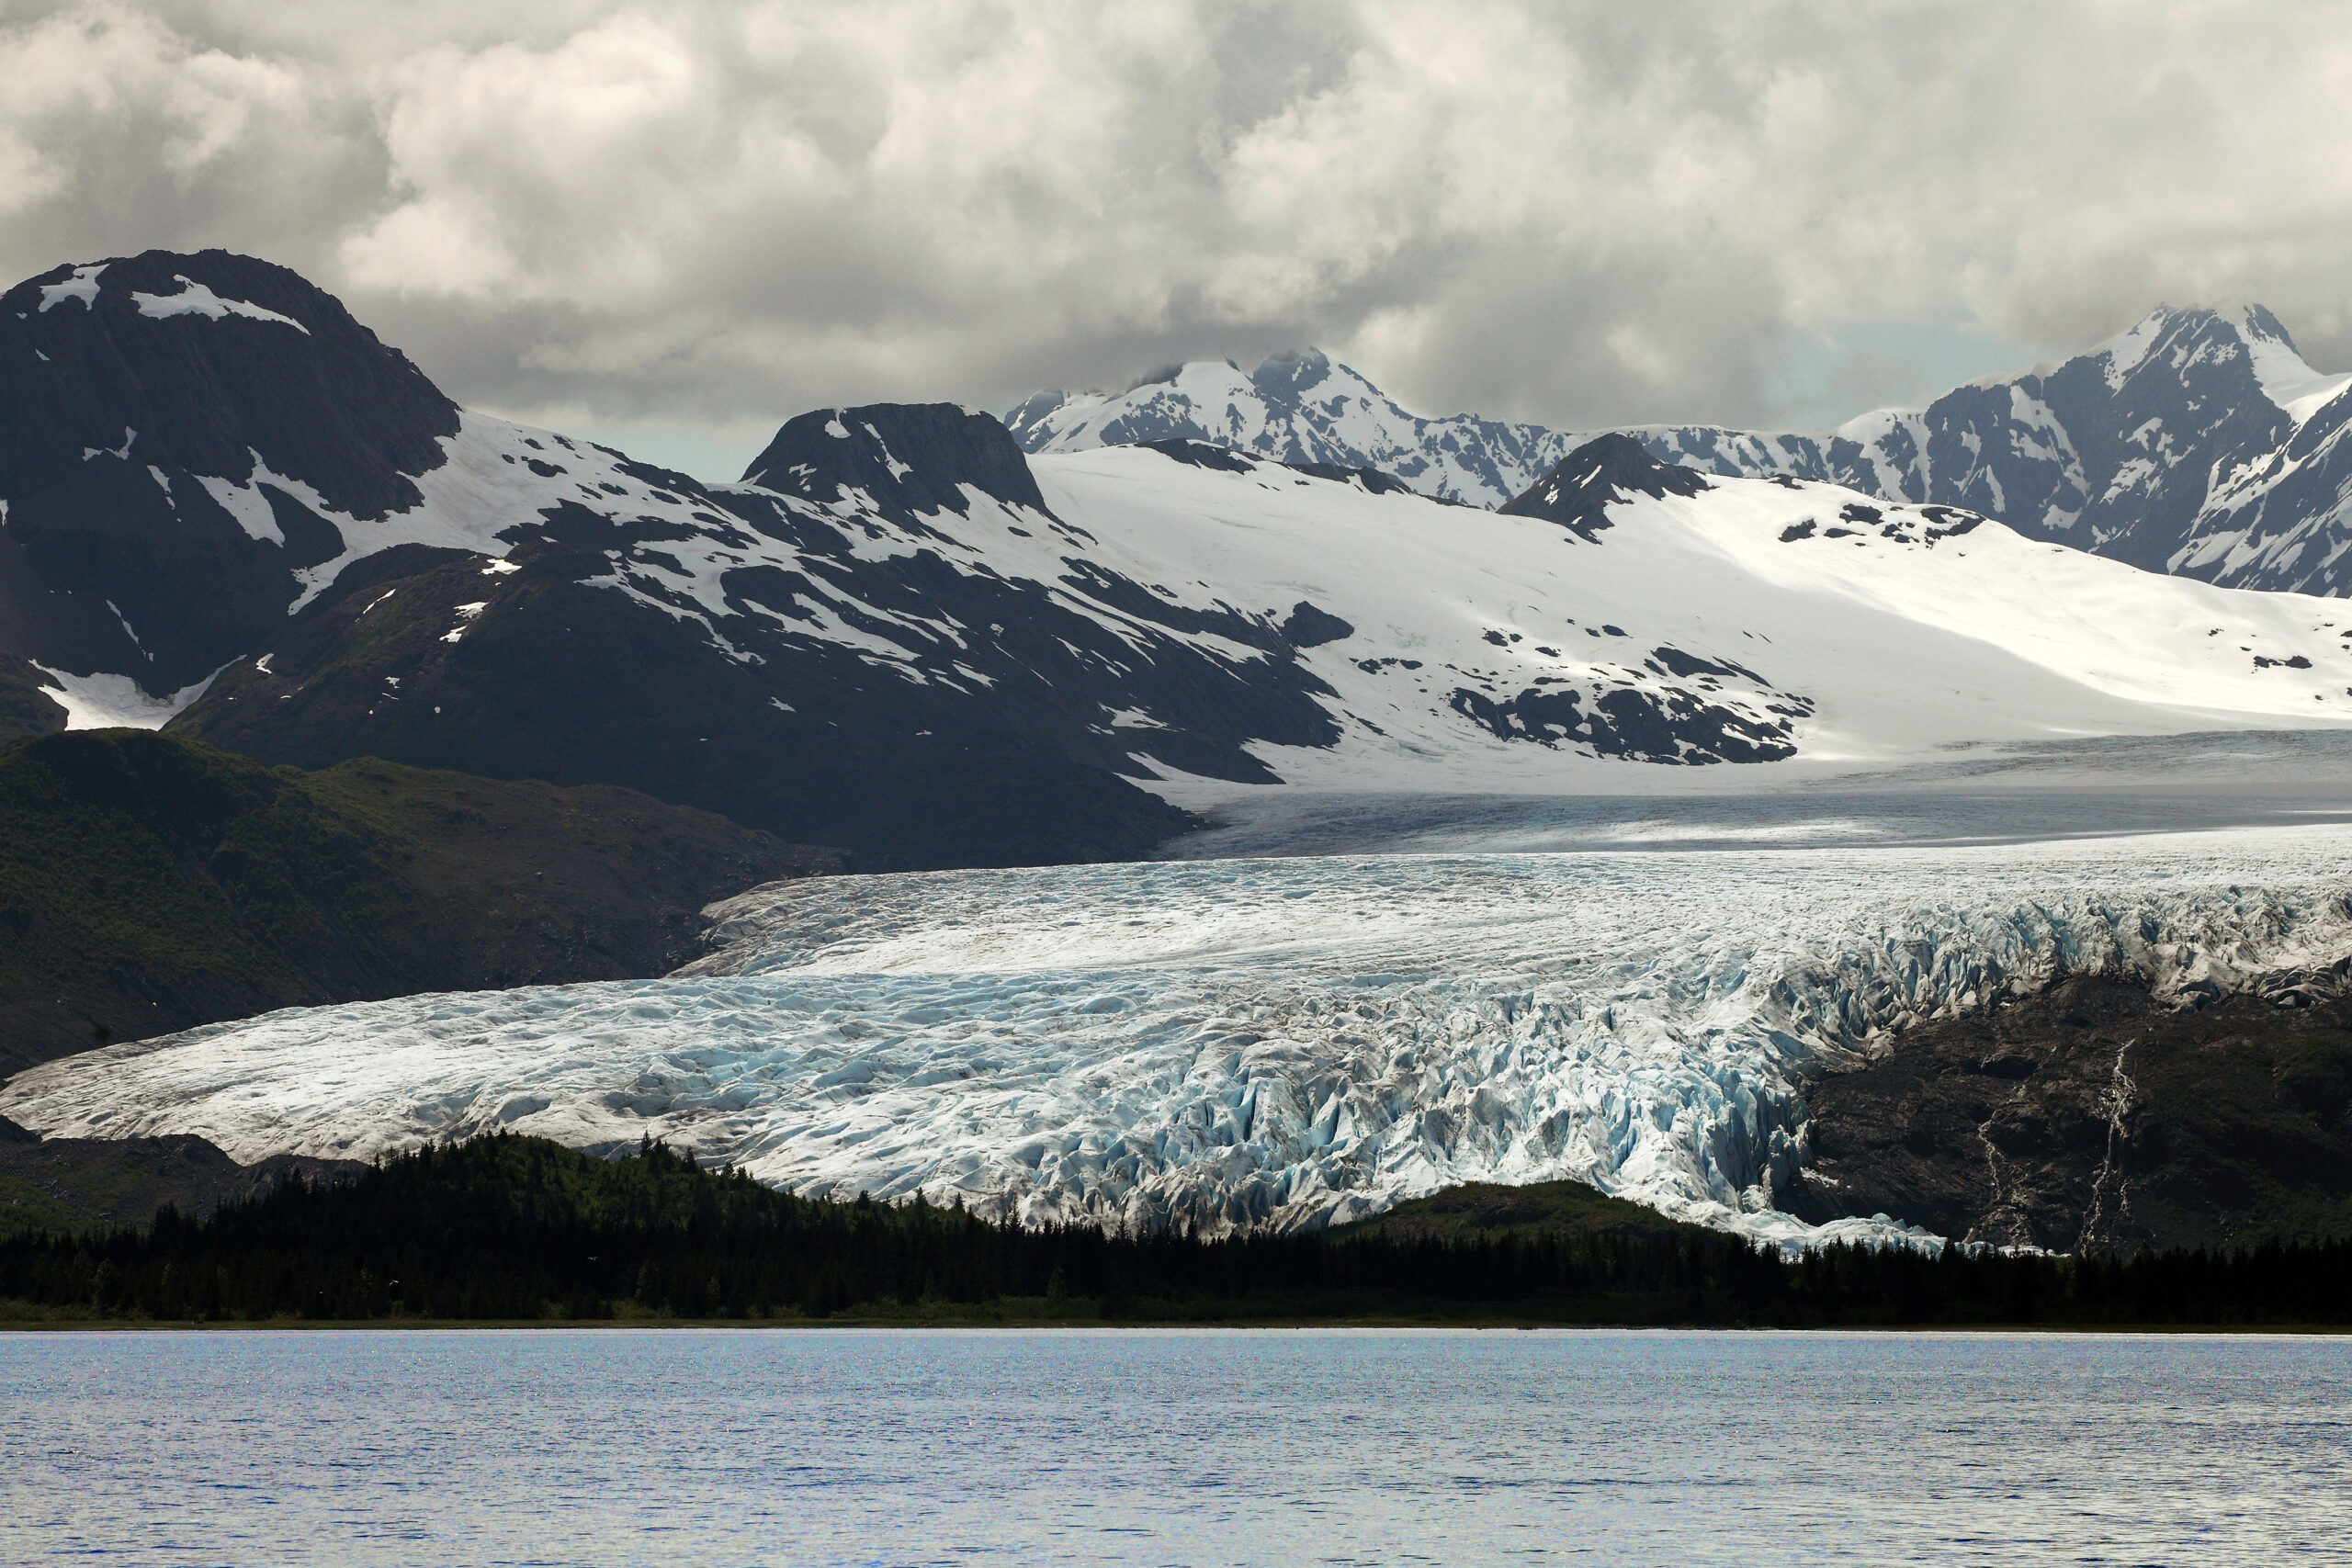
[1783,976,2352,1253]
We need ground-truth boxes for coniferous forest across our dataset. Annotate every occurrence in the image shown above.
[2,1134,2348,1328]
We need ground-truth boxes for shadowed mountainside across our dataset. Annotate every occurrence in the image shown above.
[0,728,839,1074]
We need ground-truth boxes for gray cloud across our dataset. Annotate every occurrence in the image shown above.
[6,0,2352,475]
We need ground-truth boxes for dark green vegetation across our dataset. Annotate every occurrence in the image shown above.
[5,1133,2348,1328]
[0,728,838,1073]
[1785,976,2352,1254]
[0,1117,362,1236]
[1332,1178,1704,1242]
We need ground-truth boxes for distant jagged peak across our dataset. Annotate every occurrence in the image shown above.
[1004,348,1417,444]
[1498,433,1713,542]
[1003,347,1565,508]
[997,298,2352,587]
[2083,301,2348,421]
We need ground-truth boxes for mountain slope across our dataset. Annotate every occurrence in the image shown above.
[14,249,2352,868]
[0,1118,364,1237]
[1783,976,2352,1254]
[1016,439,2352,792]
[173,425,2352,809]
[1010,309,2352,596]
[0,253,1191,868]
[0,728,835,1074]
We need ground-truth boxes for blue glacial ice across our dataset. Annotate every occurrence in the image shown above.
[7,821,2352,1250]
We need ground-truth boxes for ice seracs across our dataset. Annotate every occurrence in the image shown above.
[11,818,2352,1250]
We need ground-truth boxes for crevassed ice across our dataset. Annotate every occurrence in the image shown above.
[8,824,2352,1251]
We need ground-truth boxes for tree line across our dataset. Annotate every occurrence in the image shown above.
[3,1133,2347,1327]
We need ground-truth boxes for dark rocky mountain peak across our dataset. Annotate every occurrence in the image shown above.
[1498,434,1713,542]
[0,250,469,697]
[1131,436,1419,496]
[0,249,458,520]
[741,402,1048,525]
[1137,437,1259,474]
[1250,347,1336,400]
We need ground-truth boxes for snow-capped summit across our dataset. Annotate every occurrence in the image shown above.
[1004,349,1578,507]
[1847,301,2344,575]
[1011,305,2352,597]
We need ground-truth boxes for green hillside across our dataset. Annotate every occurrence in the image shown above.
[1330,1179,1707,1242]
[0,728,837,1073]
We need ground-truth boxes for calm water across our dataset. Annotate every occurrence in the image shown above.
[6,1328,2348,1565]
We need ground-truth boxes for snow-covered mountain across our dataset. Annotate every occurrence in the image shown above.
[1639,304,2352,596]
[0,252,1189,866]
[161,414,2352,811]
[1004,352,1581,508]
[11,250,2352,871]
[0,251,464,737]
[1010,307,2352,595]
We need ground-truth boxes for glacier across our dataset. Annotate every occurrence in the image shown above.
[9,818,2352,1251]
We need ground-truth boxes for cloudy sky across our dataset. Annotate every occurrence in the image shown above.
[6,0,2350,478]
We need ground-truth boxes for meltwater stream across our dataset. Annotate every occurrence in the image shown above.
[6,1328,2349,1565]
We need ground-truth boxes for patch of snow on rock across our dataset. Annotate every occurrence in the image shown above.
[37,265,104,311]
[130,276,311,333]
[28,661,231,729]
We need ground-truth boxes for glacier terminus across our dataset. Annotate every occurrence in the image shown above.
[12,804,2352,1252]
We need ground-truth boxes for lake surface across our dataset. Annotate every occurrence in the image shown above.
[6,1329,2348,1565]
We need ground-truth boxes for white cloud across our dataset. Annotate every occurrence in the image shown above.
[4,0,2352,462]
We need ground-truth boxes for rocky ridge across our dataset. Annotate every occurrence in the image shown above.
[1010,308,2352,595]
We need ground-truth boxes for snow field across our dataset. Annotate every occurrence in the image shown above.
[1030,448,2352,792]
